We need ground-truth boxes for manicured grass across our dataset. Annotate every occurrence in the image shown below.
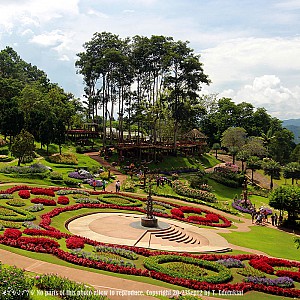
[207,178,242,201]
[200,153,221,168]
[220,225,299,261]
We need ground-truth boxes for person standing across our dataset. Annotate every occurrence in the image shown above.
[274,213,278,226]
[271,214,275,226]
[102,180,106,191]
[116,180,120,192]
[93,180,97,191]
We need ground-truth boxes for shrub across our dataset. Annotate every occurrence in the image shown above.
[63,178,79,187]
[18,190,30,199]
[35,274,105,300]
[0,194,13,199]
[31,188,55,197]
[0,265,32,300]
[25,204,44,212]
[57,196,70,205]
[170,208,184,218]
[3,228,22,239]
[6,199,26,207]
[31,198,56,206]
[49,171,63,181]
[47,153,78,165]
[66,236,85,249]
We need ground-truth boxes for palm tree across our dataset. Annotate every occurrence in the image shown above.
[262,158,281,189]
[212,143,221,159]
[246,156,261,184]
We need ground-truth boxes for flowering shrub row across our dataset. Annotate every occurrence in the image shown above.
[245,276,294,288]
[170,206,231,227]
[172,180,217,203]
[31,188,55,197]
[31,198,56,206]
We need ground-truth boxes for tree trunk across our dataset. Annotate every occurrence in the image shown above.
[270,174,273,189]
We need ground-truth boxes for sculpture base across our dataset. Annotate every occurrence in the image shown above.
[141,216,158,228]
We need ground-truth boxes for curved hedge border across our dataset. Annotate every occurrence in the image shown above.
[98,194,143,207]
[0,203,35,222]
[144,255,232,283]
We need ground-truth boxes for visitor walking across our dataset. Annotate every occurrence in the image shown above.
[92,180,97,191]
[115,180,120,192]
[102,180,106,191]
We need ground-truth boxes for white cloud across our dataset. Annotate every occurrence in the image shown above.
[218,75,300,120]
[0,0,79,29]
[30,30,66,47]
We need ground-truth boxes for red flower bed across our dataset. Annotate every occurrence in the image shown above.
[57,196,70,205]
[3,228,22,239]
[31,197,56,206]
[0,236,59,253]
[18,190,31,199]
[170,208,184,218]
[66,236,85,249]
[31,188,55,197]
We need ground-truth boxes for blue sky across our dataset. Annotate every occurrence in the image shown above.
[0,0,300,120]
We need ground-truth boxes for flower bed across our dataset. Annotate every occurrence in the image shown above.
[66,236,85,249]
[18,190,30,199]
[172,180,217,203]
[31,198,56,206]
[31,188,55,197]
[57,196,70,205]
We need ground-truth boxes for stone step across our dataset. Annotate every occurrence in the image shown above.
[175,234,191,243]
[154,227,176,237]
[168,233,187,241]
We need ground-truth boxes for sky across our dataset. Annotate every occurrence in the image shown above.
[0,0,300,120]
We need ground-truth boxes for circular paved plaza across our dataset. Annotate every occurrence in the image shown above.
[67,212,231,253]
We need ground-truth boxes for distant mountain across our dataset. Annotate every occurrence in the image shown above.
[282,119,300,144]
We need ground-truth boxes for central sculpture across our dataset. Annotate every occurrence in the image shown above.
[141,172,158,227]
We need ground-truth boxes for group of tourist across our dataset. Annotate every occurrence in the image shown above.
[252,208,282,226]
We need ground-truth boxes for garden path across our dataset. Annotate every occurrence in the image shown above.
[85,152,128,193]
[207,154,277,190]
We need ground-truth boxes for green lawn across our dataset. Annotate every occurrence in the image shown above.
[220,225,299,261]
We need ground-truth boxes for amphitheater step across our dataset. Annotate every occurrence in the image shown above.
[154,227,176,236]
[168,233,186,241]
